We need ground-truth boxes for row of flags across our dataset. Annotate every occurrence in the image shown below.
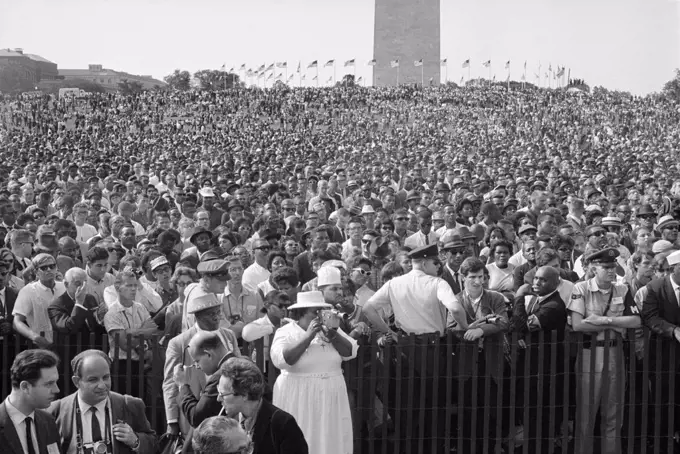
[222,59,568,73]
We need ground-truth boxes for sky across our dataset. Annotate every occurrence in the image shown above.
[0,0,678,94]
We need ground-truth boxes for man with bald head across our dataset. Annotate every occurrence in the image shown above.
[510,265,567,453]
[49,349,157,454]
[173,331,235,428]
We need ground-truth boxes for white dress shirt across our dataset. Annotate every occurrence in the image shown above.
[69,394,112,454]
[5,397,39,454]
[242,263,271,294]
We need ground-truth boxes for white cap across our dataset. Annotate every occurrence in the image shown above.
[317,266,342,287]
[287,291,333,310]
[199,187,215,197]
[361,205,375,215]
[667,250,680,266]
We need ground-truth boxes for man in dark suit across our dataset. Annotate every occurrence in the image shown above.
[0,349,61,454]
[293,226,331,286]
[217,357,308,454]
[48,268,107,357]
[642,249,680,447]
[510,266,567,453]
[49,349,157,454]
[173,331,235,428]
[0,260,21,365]
[439,235,469,294]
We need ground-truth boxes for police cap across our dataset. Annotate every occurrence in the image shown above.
[407,244,439,260]
[587,248,619,265]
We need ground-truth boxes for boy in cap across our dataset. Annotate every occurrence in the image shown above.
[567,247,641,454]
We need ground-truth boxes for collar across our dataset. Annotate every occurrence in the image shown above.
[87,270,105,285]
[671,276,680,293]
[464,289,483,305]
[536,289,558,303]
[77,393,109,416]
[224,284,252,297]
[587,278,613,294]
[36,280,56,292]
[5,396,34,423]
[110,300,136,313]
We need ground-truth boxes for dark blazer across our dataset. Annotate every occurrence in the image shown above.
[179,355,234,427]
[49,391,157,454]
[642,276,680,369]
[0,398,61,454]
[48,292,106,336]
[293,251,315,286]
[440,266,462,295]
[252,400,308,454]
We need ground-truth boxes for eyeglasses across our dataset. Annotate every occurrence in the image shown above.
[209,272,230,280]
[395,217,409,221]
[254,246,271,252]
[39,264,56,271]
[352,268,372,276]
[271,303,290,310]
[447,248,467,255]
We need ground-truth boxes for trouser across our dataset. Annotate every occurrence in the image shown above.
[575,345,625,454]
[386,336,450,454]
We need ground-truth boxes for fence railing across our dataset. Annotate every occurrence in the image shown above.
[2,328,679,454]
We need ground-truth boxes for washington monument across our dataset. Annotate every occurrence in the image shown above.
[373,0,441,86]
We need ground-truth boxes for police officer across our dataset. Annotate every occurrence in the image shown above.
[567,248,641,454]
[364,244,468,454]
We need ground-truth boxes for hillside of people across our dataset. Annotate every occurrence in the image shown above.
[2,79,680,453]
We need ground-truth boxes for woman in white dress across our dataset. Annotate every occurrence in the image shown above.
[270,290,358,454]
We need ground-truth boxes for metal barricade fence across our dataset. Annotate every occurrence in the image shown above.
[1,328,677,454]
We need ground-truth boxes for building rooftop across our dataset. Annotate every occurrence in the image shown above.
[25,53,55,64]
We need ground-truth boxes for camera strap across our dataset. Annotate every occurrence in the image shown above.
[75,397,112,453]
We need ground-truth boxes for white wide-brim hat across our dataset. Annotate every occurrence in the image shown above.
[287,291,333,310]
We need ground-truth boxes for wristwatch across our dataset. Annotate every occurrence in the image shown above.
[606,317,613,324]
[131,434,141,452]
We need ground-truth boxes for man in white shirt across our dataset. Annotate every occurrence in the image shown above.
[12,254,66,349]
[242,239,272,294]
[404,210,439,250]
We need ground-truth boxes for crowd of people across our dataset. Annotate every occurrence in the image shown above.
[0,82,679,453]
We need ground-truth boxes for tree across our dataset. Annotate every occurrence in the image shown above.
[662,69,680,102]
[0,65,36,93]
[336,74,356,88]
[163,69,191,91]
[118,79,145,96]
[193,69,240,90]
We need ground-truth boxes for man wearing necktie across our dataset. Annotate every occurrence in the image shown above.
[0,260,20,365]
[510,266,567,453]
[440,235,470,294]
[0,349,61,454]
[48,349,158,454]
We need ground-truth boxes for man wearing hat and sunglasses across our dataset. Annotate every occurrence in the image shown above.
[567,247,641,454]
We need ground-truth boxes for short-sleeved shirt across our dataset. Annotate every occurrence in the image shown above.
[366,269,460,335]
[103,300,151,360]
[13,280,66,342]
[566,278,639,340]
[86,272,116,306]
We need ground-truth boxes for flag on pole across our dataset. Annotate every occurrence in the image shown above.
[288,74,294,81]
[239,64,246,71]
[492,75,496,81]
[556,67,565,77]
[367,59,376,66]
[276,73,283,79]
[344,59,355,67]
[441,58,447,66]
[297,62,301,73]
[267,73,273,80]
[460,76,464,84]
[257,72,265,79]
[523,61,527,70]
[325,60,335,67]
[482,60,491,68]
[521,74,526,81]
[390,60,399,68]
[327,76,333,83]
[308,61,318,69]
[266,63,274,71]
[548,63,552,72]
[414,59,423,67]
[312,75,318,81]
[505,60,510,69]
[462,59,470,68]
[257,64,265,72]
[228,67,234,73]
[301,74,306,80]
[357,77,363,82]
[276,62,287,69]
[220,64,226,70]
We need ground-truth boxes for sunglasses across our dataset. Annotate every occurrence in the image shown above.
[254,246,271,252]
[39,264,56,271]
[352,268,372,276]
[638,215,656,220]
[395,217,409,221]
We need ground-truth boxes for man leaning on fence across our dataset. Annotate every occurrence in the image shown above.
[163,285,240,442]
[363,243,468,454]
[49,349,158,454]
[567,247,641,454]
[642,248,680,451]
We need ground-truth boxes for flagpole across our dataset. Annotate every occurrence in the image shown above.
[421,63,424,87]
[397,64,400,86]
[567,68,571,86]
[316,66,319,87]
[468,65,470,83]
[333,62,336,85]
[538,62,542,88]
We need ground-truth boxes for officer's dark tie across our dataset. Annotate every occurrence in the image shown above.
[91,407,103,442]
[25,416,35,454]
[425,234,429,245]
